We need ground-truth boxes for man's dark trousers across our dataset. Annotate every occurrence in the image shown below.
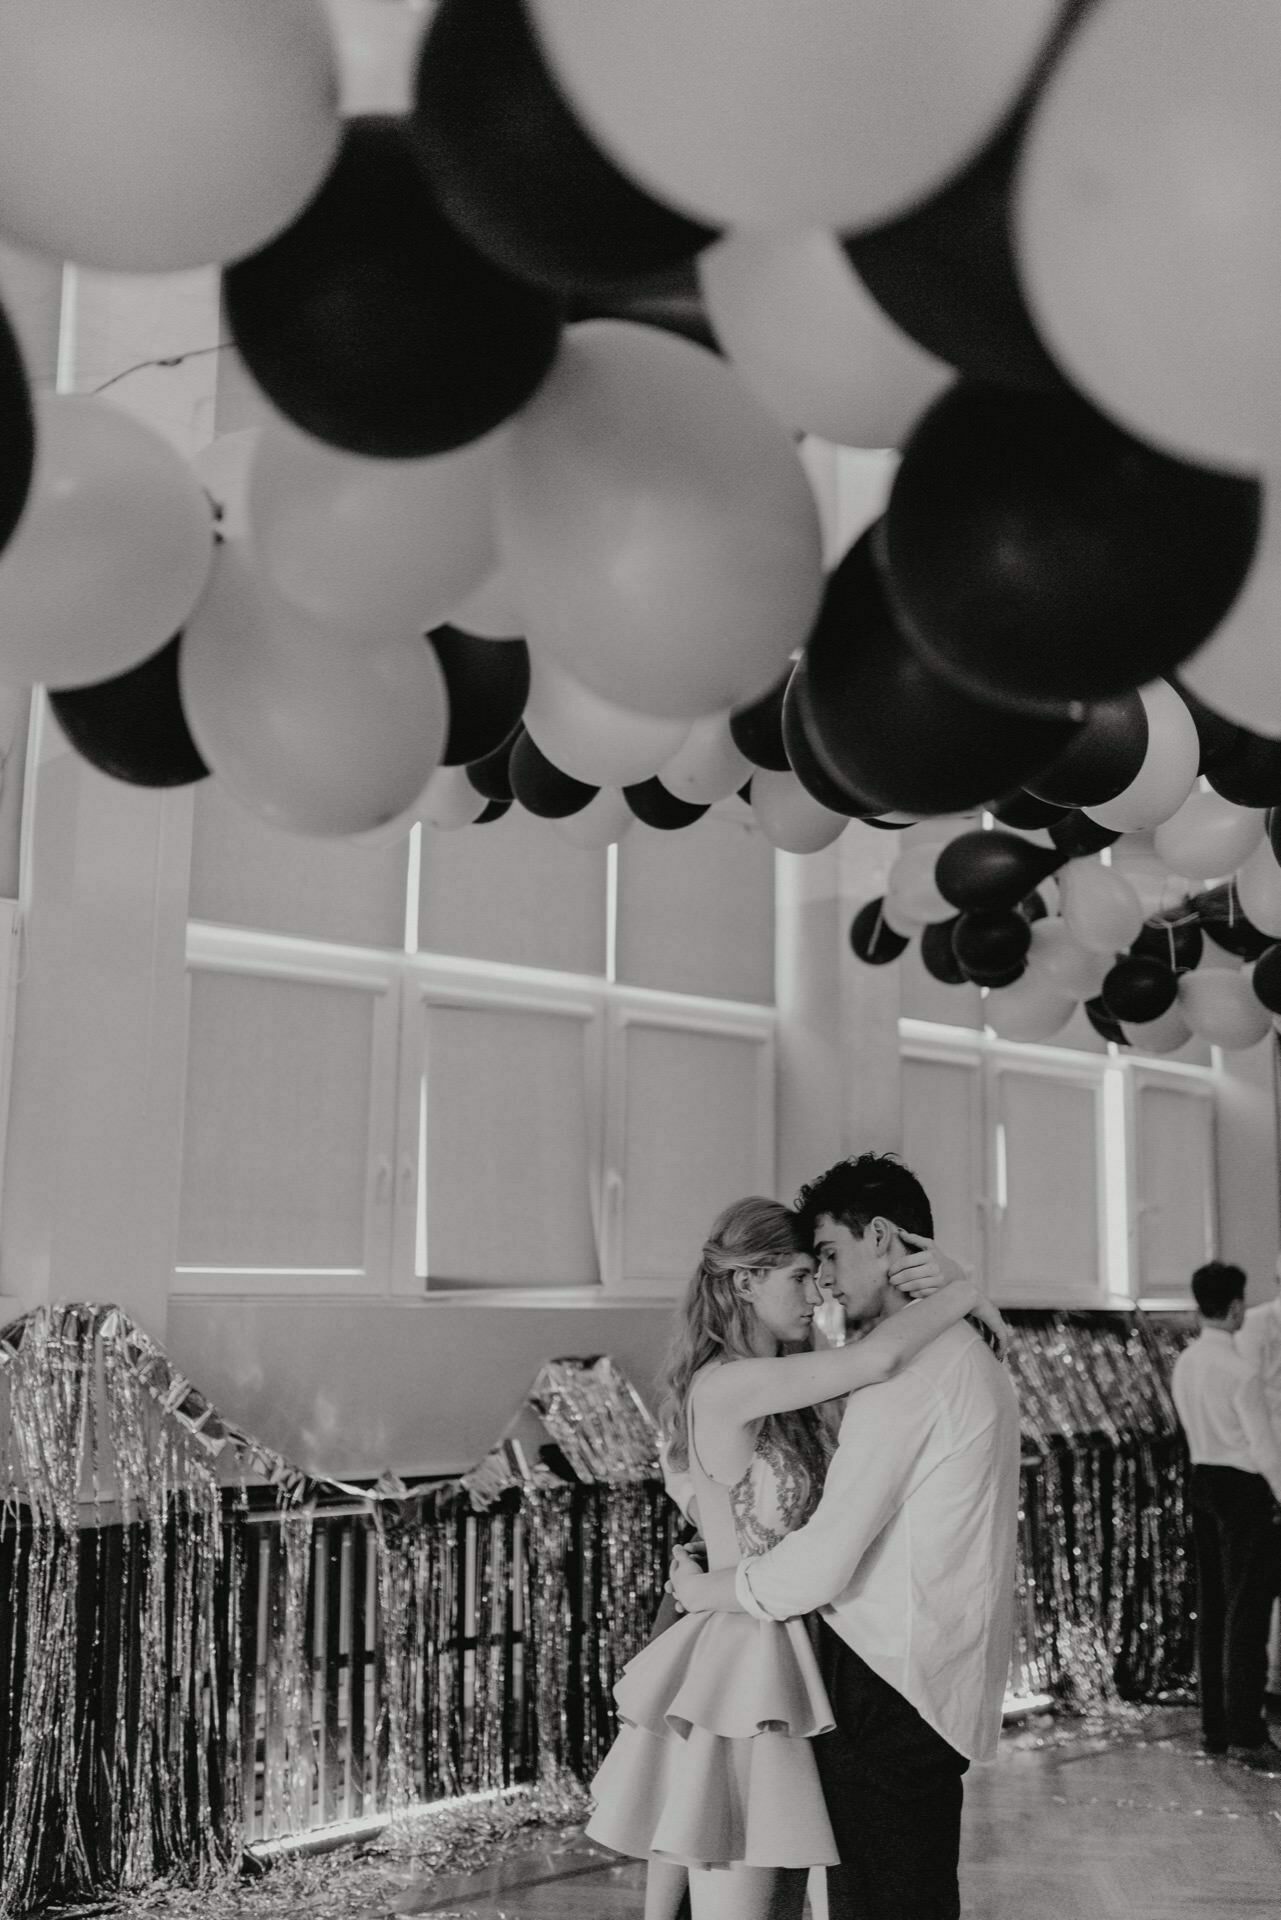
[814,1619,969,1920]
[1190,1463,1279,1749]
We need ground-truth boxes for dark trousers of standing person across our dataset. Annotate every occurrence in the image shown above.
[1190,1463,1280,1750]
[813,1619,969,1920]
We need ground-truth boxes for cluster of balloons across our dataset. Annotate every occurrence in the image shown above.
[0,2,1275,935]
[851,751,1281,1054]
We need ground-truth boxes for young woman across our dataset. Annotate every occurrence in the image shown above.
[585,1195,1005,1920]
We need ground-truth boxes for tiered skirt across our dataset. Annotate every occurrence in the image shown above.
[585,1609,839,1871]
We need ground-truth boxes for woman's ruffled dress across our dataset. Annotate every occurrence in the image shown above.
[585,1421,839,1871]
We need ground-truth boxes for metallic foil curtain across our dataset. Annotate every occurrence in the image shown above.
[0,1311,1195,1914]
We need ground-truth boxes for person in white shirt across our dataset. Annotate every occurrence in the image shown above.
[1236,1253,1281,1441]
[671,1154,1020,1920]
[1235,1253,1281,1698]
[1170,1260,1281,1764]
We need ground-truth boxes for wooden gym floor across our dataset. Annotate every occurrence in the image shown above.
[392,1708,1281,1919]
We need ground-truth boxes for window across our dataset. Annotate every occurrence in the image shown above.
[177,789,776,1298]
[901,1016,1218,1307]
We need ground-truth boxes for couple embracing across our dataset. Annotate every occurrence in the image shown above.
[587,1153,1021,1920]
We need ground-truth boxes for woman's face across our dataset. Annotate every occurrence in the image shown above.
[743,1257,822,1347]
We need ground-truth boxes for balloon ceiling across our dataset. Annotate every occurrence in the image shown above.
[0,0,1280,1051]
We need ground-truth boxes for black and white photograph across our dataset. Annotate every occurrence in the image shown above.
[0,3,1280,1916]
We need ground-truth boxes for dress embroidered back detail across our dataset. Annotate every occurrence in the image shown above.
[729,1427,824,1557]
[685,1368,830,1571]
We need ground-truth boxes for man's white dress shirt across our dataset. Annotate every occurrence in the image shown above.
[1171,1326,1281,1501]
[1236,1297,1281,1438]
[735,1321,1021,1764]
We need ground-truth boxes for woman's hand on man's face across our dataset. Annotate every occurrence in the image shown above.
[887,1229,966,1299]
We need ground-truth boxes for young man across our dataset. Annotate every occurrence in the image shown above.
[1171,1260,1281,1764]
[672,1153,1020,1920]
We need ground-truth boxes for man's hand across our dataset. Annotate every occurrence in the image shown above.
[669,1544,712,1614]
[887,1229,967,1299]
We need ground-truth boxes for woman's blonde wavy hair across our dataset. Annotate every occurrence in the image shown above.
[657,1195,830,1478]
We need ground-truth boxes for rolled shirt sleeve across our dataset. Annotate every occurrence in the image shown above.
[736,1370,939,1621]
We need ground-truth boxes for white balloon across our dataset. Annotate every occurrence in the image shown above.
[1085,681,1199,831]
[552,787,634,849]
[191,428,260,545]
[248,420,500,635]
[180,542,448,838]
[524,652,689,788]
[0,0,341,272]
[448,567,524,639]
[421,765,489,833]
[886,842,952,925]
[532,0,1060,232]
[881,893,928,938]
[1152,790,1265,881]
[659,711,752,805]
[1178,967,1272,1049]
[1025,917,1111,998]
[752,768,847,854]
[0,395,214,688]
[1111,830,1192,919]
[498,321,824,720]
[984,974,1077,1043]
[699,230,951,449]
[1236,838,1281,937]
[1060,861,1145,954]
[1180,488,1281,737]
[1120,1003,1194,1056]
[1017,0,1281,475]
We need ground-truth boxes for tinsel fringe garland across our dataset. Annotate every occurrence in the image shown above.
[0,1304,1195,1915]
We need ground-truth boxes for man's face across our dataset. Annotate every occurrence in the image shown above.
[812,1213,891,1331]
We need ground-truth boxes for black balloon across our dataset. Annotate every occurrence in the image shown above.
[847,119,1060,392]
[1018,888,1050,925]
[981,963,1028,988]
[428,627,530,767]
[934,829,1062,913]
[849,898,910,965]
[466,726,521,801]
[49,635,209,788]
[1101,954,1178,1024]
[1131,914,1203,975]
[803,531,1080,815]
[1171,678,1246,778]
[781,656,880,816]
[224,116,563,458]
[509,730,597,817]
[994,791,1068,829]
[1048,811,1122,859]
[920,915,969,984]
[1025,690,1148,807]
[0,294,33,562]
[952,909,1032,981]
[729,666,793,772]
[624,777,709,829]
[1203,727,1281,808]
[1193,882,1273,960]
[410,0,714,295]
[1250,943,1281,1016]
[882,382,1261,712]
[862,815,916,831]
[1085,996,1128,1046]
[475,797,512,824]
[1269,808,1281,865]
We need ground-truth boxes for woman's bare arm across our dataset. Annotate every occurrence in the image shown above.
[694,1272,982,1428]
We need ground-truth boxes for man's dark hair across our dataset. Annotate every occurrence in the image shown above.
[1191,1260,1247,1320]
[795,1152,934,1246]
